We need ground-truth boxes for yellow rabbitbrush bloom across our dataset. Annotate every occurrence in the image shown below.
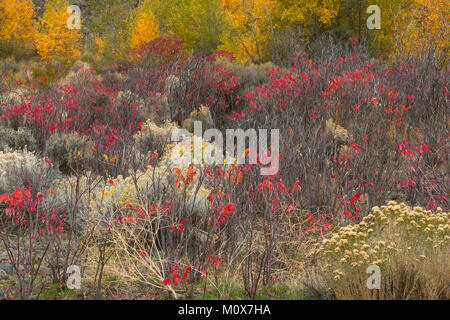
[313,202,449,299]
[34,0,82,61]
[88,165,211,221]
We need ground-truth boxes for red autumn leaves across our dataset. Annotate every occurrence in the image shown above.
[0,185,65,235]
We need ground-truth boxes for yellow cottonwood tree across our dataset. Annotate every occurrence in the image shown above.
[152,0,229,54]
[0,0,37,56]
[399,0,449,68]
[86,0,134,61]
[221,0,277,63]
[34,0,82,60]
[130,0,160,49]
[0,0,36,43]
[277,0,339,28]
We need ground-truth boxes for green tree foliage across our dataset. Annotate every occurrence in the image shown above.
[152,0,229,55]
[85,0,135,60]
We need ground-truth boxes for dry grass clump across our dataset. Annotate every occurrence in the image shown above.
[214,57,278,90]
[134,120,178,156]
[313,201,449,299]
[45,132,95,174]
[325,118,349,144]
[0,149,54,193]
[58,61,101,87]
[0,127,37,152]
[181,105,214,133]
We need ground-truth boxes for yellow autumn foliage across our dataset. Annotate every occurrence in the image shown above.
[277,0,339,27]
[34,0,82,61]
[0,0,447,69]
[399,0,449,68]
[130,0,159,50]
[221,0,277,63]
[0,0,37,44]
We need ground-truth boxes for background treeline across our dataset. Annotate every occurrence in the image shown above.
[0,0,449,302]
[0,0,448,67]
